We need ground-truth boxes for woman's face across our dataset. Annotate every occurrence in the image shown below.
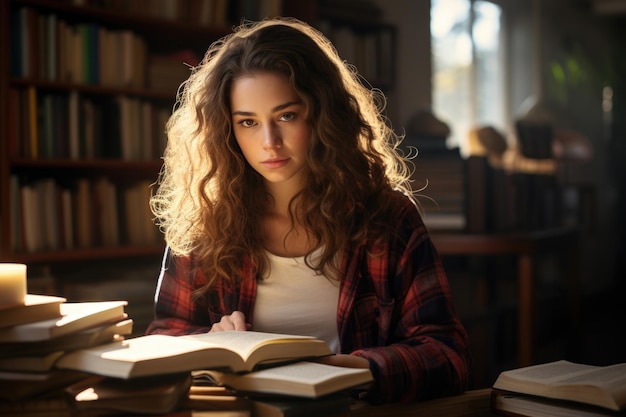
[230,72,311,191]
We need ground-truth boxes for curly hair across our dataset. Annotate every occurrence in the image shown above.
[151,17,415,294]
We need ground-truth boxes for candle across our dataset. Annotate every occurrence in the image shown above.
[0,263,27,308]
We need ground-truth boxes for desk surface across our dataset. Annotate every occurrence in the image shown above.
[351,389,493,417]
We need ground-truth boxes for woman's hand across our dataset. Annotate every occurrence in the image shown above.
[315,354,370,369]
[210,311,252,332]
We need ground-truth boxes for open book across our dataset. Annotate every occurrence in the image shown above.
[492,360,626,412]
[201,361,373,399]
[56,331,333,379]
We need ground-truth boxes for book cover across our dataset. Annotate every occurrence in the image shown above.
[0,294,65,328]
[0,301,127,342]
[55,331,332,379]
[203,361,373,399]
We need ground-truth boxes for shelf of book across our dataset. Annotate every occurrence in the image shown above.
[9,78,175,99]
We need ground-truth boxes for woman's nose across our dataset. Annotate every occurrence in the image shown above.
[262,124,282,149]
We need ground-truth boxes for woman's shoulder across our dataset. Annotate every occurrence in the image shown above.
[384,190,422,218]
[374,189,427,235]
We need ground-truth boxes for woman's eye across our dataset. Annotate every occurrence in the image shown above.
[279,112,295,122]
[239,119,256,128]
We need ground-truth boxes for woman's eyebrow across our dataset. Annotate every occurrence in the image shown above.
[231,100,302,116]
[272,100,301,112]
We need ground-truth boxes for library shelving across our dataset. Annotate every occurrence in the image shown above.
[0,0,318,266]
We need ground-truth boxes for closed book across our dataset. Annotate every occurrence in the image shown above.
[0,301,127,342]
[0,294,65,328]
[0,319,132,358]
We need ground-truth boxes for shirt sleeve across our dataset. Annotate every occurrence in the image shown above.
[347,197,470,403]
[145,247,213,335]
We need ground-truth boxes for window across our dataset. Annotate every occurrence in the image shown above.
[431,0,505,156]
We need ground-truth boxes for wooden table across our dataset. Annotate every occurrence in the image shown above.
[351,389,493,416]
[431,227,580,367]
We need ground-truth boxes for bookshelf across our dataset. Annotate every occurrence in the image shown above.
[0,0,396,264]
[0,0,320,266]
[317,1,396,91]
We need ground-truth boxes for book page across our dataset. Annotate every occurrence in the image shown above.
[559,364,626,388]
[100,335,220,361]
[241,361,372,384]
[504,360,598,383]
[181,331,315,361]
[208,361,373,398]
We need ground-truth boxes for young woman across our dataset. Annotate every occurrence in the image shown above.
[146,18,469,404]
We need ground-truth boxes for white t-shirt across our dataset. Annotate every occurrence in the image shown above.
[252,249,341,353]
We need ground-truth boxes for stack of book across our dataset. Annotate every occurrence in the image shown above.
[1,297,372,416]
[491,360,626,417]
[0,294,132,413]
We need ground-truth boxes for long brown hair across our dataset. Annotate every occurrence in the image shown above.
[151,18,414,294]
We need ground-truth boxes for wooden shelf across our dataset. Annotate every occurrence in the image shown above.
[9,78,175,100]
[11,158,162,168]
[10,159,163,182]
[12,0,232,48]
[2,244,165,264]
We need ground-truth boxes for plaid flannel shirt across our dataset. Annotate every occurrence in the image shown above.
[147,191,469,403]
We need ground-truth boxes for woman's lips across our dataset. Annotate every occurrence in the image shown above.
[261,158,289,169]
